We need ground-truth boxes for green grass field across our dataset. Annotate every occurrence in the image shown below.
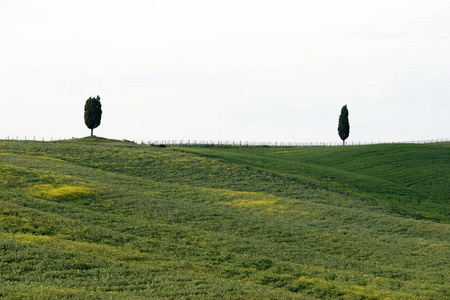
[0,139,448,299]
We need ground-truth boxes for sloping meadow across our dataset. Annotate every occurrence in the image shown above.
[0,140,448,299]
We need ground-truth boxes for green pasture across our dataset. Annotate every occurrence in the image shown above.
[178,143,450,222]
[0,140,448,299]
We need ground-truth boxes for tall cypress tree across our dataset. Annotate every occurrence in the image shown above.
[84,95,102,137]
[338,105,350,145]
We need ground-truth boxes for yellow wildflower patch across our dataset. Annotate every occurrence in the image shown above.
[231,199,277,208]
[218,190,285,213]
[31,184,95,200]
[8,233,146,261]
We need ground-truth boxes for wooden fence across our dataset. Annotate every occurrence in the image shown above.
[2,136,449,147]
[144,139,449,147]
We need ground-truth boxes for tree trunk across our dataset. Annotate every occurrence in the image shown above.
[91,128,93,137]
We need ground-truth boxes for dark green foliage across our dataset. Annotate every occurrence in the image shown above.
[84,96,102,137]
[338,105,350,145]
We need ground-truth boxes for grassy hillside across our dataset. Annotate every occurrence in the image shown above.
[178,143,450,222]
[0,140,448,299]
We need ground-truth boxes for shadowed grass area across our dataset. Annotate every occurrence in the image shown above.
[0,140,448,299]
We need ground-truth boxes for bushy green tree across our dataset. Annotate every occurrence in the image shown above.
[338,105,350,145]
[84,96,102,137]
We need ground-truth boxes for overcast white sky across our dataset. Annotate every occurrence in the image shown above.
[1,0,449,143]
